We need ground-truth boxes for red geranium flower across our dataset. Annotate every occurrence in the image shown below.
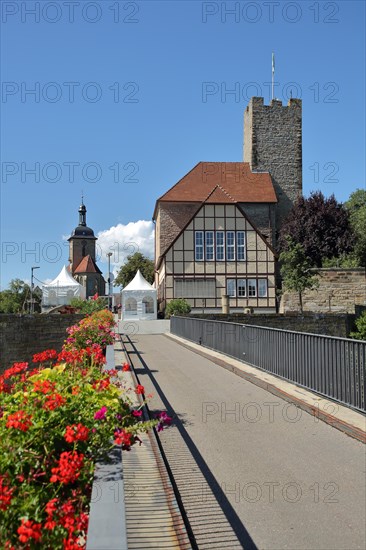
[0,476,14,511]
[17,519,42,544]
[50,451,84,485]
[114,429,132,447]
[63,536,81,550]
[64,423,89,443]
[92,378,110,392]
[122,363,130,372]
[6,410,32,432]
[44,518,57,530]
[32,349,57,363]
[135,384,145,395]
[32,379,56,394]
[43,393,66,410]
[45,497,59,516]
[2,362,28,380]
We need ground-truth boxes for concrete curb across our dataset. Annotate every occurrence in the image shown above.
[86,345,128,550]
[166,333,366,445]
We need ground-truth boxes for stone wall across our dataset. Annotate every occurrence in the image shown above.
[243,97,302,231]
[188,313,356,338]
[158,202,199,258]
[280,269,366,314]
[0,314,85,373]
[239,202,276,247]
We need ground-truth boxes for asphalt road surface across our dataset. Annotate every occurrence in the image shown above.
[124,334,366,550]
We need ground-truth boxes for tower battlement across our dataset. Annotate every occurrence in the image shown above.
[244,96,302,233]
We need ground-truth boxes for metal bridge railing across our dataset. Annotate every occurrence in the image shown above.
[171,316,366,413]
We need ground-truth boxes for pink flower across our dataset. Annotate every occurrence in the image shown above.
[132,410,142,417]
[157,411,172,432]
[94,406,107,420]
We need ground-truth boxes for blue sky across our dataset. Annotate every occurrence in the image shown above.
[1,0,365,288]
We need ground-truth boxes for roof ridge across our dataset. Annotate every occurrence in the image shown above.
[203,184,236,203]
[216,183,236,202]
[203,184,219,202]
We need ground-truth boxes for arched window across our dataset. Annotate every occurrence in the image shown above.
[142,295,154,314]
[48,290,57,305]
[66,290,74,301]
[125,297,137,313]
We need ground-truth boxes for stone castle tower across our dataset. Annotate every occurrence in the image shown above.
[243,97,302,233]
[68,200,105,298]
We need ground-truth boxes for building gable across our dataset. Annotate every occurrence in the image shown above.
[159,203,276,312]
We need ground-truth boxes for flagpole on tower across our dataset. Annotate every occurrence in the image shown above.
[272,52,275,100]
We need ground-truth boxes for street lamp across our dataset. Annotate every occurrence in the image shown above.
[107,253,112,311]
[30,266,40,314]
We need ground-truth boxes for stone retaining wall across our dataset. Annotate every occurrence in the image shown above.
[0,314,85,373]
[188,313,356,338]
[280,268,366,314]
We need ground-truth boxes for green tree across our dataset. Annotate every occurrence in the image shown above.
[350,310,366,341]
[114,252,154,288]
[0,279,34,313]
[165,298,191,319]
[279,238,318,313]
[345,189,366,267]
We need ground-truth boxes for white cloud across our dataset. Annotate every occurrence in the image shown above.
[96,220,154,274]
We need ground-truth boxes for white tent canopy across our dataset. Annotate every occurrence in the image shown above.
[122,270,157,320]
[42,265,86,307]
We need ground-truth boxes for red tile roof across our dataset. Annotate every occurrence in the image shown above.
[73,255,102,274]
[156,162,277,205]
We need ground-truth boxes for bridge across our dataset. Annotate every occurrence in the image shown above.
[88,319,366,550]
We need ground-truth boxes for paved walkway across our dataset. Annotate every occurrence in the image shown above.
[167,333,366,442]
[124,334,366,550]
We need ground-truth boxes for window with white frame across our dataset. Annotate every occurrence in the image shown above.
[248,279,257,297]
[205,231,214,261]
[195,231,204,261]
[226,279,236,297]
[216,231,225,261]
[195,230,247,262]
[258,279,268,298]
[237,279,246,297]
[226,231,235,261]
[237,231,246,261]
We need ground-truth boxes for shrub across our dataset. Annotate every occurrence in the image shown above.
[165,299,191,319]
[64,310,116,350]
[322,253,359,268]
[69,296,107,314]
[350,310,366,341]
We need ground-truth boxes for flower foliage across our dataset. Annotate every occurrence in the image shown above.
[63,309,117,351]
[0,310,160,549]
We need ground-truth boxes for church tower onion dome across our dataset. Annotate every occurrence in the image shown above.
[70,201,96,239]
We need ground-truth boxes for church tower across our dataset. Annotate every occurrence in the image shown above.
[243,97,302,233]
[68,200,105,298]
